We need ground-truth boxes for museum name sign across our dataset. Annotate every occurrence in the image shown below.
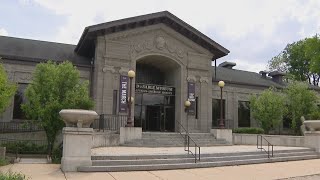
[135,83,175,95]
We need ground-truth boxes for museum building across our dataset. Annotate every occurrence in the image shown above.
[0,11,291,132]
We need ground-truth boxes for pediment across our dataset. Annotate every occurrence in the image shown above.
[105,24,212,59]
[75,11,229,59]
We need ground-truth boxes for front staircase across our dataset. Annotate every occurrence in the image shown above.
[122,132,229,147]
[78,148,319,172]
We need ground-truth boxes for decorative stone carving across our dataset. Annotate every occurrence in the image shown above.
[200,77,209,83]
[187,75,196,82]
[59,109,98,128]
[102,65,116,73]
[119,67,130,76]
[14,72,32,83]
[130,36,186,60]
[155,36,166,50]
[304,120,320,131]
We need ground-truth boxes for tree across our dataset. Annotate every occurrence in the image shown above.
[250,88,286,134]
[22,61,94,155]
[268,35,320,86]
[267,53,288,73]
[285,82,319,134]
[306,35,320,85]
[0,61,17,113]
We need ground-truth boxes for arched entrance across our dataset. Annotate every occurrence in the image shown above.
[134,55,181,132]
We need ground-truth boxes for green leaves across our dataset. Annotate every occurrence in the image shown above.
[0,62,17,113]
[22,61,94,154]
[285,82,319,133]
[268,34,320,86]
[250,88,286,133]
[250,82,320,135]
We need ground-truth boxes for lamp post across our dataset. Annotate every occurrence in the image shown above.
[218,81,225,128]
[185,100,191,133]
[126,70,135,127]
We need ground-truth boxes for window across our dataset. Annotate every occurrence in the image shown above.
[212,99,225,128]
[238,101,250,127]
[13,83,28,120]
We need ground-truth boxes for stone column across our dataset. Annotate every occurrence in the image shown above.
[61,127,93,172]
[200,76,209,132]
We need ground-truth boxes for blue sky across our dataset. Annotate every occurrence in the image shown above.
[1,0,319,72]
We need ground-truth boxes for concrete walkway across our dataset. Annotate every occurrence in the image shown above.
[0,159,320,180]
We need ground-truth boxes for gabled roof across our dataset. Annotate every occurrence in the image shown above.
[0,36,90,66]
[75,11,230,59]
[212,66,284,88]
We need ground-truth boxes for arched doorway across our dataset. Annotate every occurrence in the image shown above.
[134,55,181,132]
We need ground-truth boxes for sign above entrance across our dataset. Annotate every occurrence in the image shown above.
[135,83,175,95]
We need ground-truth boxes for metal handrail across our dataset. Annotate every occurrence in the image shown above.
[257,135,274,158]
[176,121,201,163]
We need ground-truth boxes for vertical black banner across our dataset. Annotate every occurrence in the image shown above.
[119,75,129,113]
[188,82,195,114]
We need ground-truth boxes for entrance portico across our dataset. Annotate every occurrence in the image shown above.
[78,11,230,133]
[134,55,180,132]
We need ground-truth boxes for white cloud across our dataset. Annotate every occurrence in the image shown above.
[0,28,8,36]
[31,0,320,44]
[27,0,320,71]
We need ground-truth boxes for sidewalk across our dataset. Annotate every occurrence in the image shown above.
[1,159,320,180]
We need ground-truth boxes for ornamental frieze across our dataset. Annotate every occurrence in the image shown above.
[131,36,185,60]
[14,72,32,83]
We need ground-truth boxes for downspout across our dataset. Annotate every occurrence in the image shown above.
[90,58,94,97]
[212,56,217,80]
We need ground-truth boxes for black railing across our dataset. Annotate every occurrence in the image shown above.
[212,119,234,129]
[0,121,43,133]
[176,121,200,163]
[92,114,127,132]
[257,135,274,158]
[0,138,48,158]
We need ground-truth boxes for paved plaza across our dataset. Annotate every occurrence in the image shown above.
[0,159,320,180]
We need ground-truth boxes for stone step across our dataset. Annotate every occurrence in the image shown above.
[79,149,319,172]
[92,151,317,166]
[122,132,228,147]
[92,149,315,160]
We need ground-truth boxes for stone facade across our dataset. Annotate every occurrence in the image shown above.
[93,24,214,132]
[212,83,268,128]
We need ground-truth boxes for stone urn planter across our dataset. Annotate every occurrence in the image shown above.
[303,120,320,131]
[59,109,98,128]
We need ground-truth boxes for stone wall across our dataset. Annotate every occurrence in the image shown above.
[233,133,305,147]
[92,132,119,148]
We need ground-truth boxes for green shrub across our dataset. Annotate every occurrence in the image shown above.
[1,141,47,154]
[0,171,28,180]
[307,110,320,120]
[51,143,62,164]
[233,127,265,134]
[0,158,9,166]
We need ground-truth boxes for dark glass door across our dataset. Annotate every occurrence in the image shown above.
[146,106,161,131]
[164,107,175,131]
